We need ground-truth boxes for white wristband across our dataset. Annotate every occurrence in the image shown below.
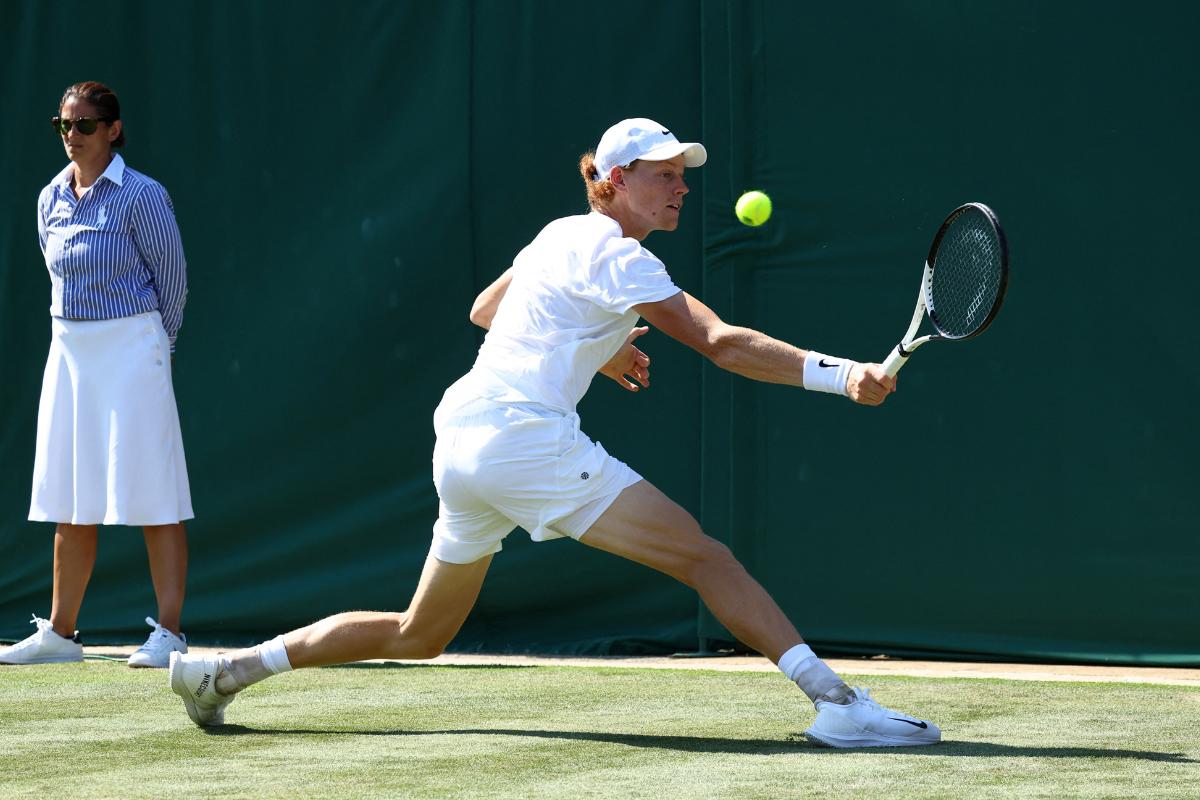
[802,352,857,396]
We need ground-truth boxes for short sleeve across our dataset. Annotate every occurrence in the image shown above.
[587,236,681,314]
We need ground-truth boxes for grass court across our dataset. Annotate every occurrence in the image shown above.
[2,657,1197,799]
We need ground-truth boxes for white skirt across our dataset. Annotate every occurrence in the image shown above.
[29,311,194,526]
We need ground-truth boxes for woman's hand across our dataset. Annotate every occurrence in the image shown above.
[599,326,652,392]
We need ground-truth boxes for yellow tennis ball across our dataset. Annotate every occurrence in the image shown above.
[735,190,772,226]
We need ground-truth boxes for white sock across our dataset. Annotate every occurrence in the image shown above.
[215,635,293,694]
[259,635,294,675]
[777,643,852,705]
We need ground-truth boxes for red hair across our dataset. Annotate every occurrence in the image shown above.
[580,151,638,211]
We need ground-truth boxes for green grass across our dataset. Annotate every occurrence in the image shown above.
[1,661,1197,799]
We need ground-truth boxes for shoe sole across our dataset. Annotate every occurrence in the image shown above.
[805,728,941,748]
[168,652,209,727]
[129,651,185,669]
[0,655,84,665]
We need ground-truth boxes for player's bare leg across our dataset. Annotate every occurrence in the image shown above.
[581,481,850,698]
[580,480,801,661]
[169,553,492,726]
[580,479,940,747]
[283,553,493,667]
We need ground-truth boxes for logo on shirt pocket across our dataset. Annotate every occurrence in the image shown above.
[96,205,107,227]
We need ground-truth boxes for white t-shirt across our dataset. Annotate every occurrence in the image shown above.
[448,212,681,414]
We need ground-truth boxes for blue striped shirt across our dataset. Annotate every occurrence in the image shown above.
[37,154,188,350]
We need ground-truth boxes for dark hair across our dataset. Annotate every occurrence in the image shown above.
[579,150,638,211]
[60,81,124,148]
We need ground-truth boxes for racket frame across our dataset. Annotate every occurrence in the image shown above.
[881,202,1008,377]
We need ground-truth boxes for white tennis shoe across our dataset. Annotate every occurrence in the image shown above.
[169,651,236,727]
[805,687,941,748]
[0,615,83,665]
[128,617,188,668]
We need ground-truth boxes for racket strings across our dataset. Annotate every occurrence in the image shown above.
[927,211,1004,338]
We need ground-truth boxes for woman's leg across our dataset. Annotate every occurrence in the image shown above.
[578,480,802,663]
[50,523,99,638]
[143,523,188,634]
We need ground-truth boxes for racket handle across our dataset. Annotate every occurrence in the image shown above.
[880,345,909,377]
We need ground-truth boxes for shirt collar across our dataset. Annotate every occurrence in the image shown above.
[52,163,75,189]
[99,153,126,186]
[54,153,127,190]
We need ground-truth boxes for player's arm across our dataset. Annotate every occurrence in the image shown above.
[634,291,895,406]
[469,267,514,330]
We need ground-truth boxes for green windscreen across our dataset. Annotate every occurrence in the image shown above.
[1,1,1195,665]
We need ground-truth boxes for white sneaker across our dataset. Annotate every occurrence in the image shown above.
[0,615,84,665]
[169,651,236,727]
[805,687,941,748]
[128,617,187,668]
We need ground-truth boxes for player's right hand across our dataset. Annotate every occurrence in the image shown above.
[847,363,896,406]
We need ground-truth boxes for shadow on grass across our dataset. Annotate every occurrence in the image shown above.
[323,663,537,671]
[206,726,1195,762]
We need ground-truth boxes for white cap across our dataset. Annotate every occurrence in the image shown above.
[593,118,707,181]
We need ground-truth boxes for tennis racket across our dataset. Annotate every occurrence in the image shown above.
[880,202,1009,377]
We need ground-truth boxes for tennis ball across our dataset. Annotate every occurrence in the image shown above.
[735,190,772,227]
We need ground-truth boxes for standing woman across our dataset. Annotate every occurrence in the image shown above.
[0,82,193,668]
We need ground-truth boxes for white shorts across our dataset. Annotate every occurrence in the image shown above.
[431,395,641,564]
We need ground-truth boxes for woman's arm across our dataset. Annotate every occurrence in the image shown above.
[36,188,50,255]
[130,185,188,351]
[469,267,514,330]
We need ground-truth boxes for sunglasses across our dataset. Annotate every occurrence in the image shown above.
[51,116,112,136]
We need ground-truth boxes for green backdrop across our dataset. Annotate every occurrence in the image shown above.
[1,1,1196,665]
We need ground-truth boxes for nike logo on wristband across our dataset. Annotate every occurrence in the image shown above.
[818,359,839,368]
[890,718,928,729]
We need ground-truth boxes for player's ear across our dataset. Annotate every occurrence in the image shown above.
[610,166,626,190]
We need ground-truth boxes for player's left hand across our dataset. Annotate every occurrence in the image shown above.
[847,363,896,406]
[599,326,651,392]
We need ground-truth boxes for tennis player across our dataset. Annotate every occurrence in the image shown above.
[169,118,940,748]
